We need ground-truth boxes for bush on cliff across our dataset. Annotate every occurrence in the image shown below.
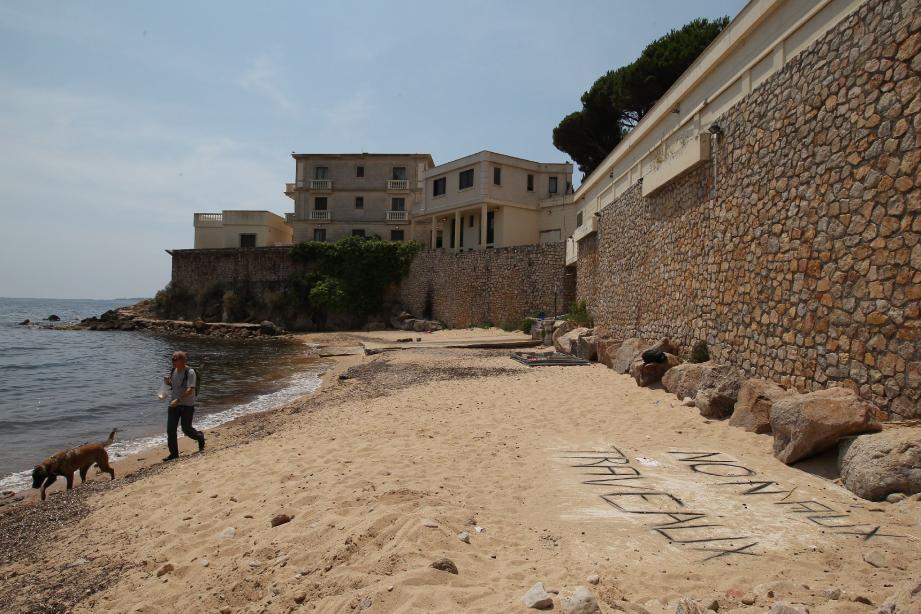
[289,236,422,323]
[153,282,196,320]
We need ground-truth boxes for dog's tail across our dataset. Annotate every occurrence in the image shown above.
[101,428,118,448]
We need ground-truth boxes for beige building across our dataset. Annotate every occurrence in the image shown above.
[418,151,575,251]
[193,210,293,249]
[286,153,434,244]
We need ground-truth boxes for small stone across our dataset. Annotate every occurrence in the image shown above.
[219,527,236,539]
[293,593,306,604]
[355,596,372,611]
[587,574,600,585]
[741,596,756,605]
[156,563,174,577]
[559,586,601,614]
[430,558,458,574]
[523,582,554,609]
[457,531,470,543]
[271,514,293,527]
[68,558,89,568]
[821,588,841,600]
[199,559,209,567]
[422,518,438,528]
[886,493,907,503]
[853,595,873,605]
[863,550,887,568]
[387,586,394,592]
[683,396,696,407]
[220,608,231,614]
[702,598,720,611]
[768,603,808,614]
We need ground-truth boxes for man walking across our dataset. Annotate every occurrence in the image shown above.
[163,350,205,461]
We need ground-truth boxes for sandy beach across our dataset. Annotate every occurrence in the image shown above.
[1,329,919,614]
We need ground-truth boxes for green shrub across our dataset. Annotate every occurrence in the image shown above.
[567,300,591,326]
[690,340,710,363]
[152,282,195,320]
[519,317,537,334]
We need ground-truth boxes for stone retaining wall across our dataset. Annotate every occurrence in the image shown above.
[576,0,921,419]
[170,247,310,291]
[401,243,575,328]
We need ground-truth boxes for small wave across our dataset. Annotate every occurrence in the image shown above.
[0,367,325,492]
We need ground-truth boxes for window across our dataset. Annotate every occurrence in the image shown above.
[313,228,326,241]
[390,229,404,241]
[433,177,446,196]
[549,176,558,194]
[486,211,495,244]
[314,166,328,179]
[459,169,474,190]
[391,197,405,211]
[576,211,583,227]
[356,166,364,178]
[239,234,256,248]
[314,197,328,210]
[392,166,407,180]
[469,215,474,228]
[355,196,364,209]
[352,229,366,237]
[527,174,534,192]
[493,167,501,185]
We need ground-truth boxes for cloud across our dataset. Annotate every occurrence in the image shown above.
[237,54,297,115]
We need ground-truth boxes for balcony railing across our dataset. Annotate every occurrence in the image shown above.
[285,213,295,224]
[309,210,330,221]
[386,210,408,222]
[194,213,223,226]
[310,179,333,191]
[387,179,409,191]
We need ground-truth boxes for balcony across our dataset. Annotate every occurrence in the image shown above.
[285,212,295,224]
[194,213,223,227]
[284,183,295,199]
[308,210,330,221]
[310,179,333,192]
[386,210,408,222]
[387,179,410,192]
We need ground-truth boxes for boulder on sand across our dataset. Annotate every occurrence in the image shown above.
[695,365,743,419]
[596,339,621,368]
[630,353,681,387]
[552,320,578,352]
[729,378,795,434]
[610,338,679,374]
[839,428,921,501]
[769,387,882,464]
[575,335,598,361]
[662,362,711,400]
[556,327,590,355]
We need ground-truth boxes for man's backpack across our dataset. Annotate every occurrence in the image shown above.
[180,366,202,396]
[641,349,667,364]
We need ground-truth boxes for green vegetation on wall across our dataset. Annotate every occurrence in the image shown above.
[553,17,729,176]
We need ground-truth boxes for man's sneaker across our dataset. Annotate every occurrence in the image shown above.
[198,436,205,452]
[162,455,179,462]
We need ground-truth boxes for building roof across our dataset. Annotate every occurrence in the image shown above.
[426,150,572,176]
[291,152,434,164]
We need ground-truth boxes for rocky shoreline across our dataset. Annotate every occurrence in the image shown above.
[24,300,292,340]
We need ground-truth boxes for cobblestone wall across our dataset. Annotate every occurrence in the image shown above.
[171,247,310,291]
[401,243,575,328]
[577,0,921,419]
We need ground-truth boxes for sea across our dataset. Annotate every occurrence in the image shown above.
[0,297,327,492]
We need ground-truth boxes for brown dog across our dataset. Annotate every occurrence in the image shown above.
[31,429,118,500]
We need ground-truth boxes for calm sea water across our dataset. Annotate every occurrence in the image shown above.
[0,297,326,491]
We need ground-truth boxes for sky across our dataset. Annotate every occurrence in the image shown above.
[0,0,745,299]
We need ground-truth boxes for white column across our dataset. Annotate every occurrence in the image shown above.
[454,211,461,252]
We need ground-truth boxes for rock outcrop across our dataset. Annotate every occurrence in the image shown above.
[695,365,743,419]
[769,387,882,464]
[556,327,590,355]
[552,321,578,352]
[575,335,598,361]
[630,353,681,387]
[839,428,921,501]
[662,362,712,400]
[596,339,621,368]
[729,378,795,434]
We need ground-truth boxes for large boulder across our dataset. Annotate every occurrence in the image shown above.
[552,320,578,352]
[556,327,590,355]
[838,428,921,501]
[769,387,882,464]
[610,338,649,374]
[695,365,743,419]
[596,339,621,368]
[729,378,794,434]
[576,335,598,361]
[630,353,681,387]
[662,362,712,400]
